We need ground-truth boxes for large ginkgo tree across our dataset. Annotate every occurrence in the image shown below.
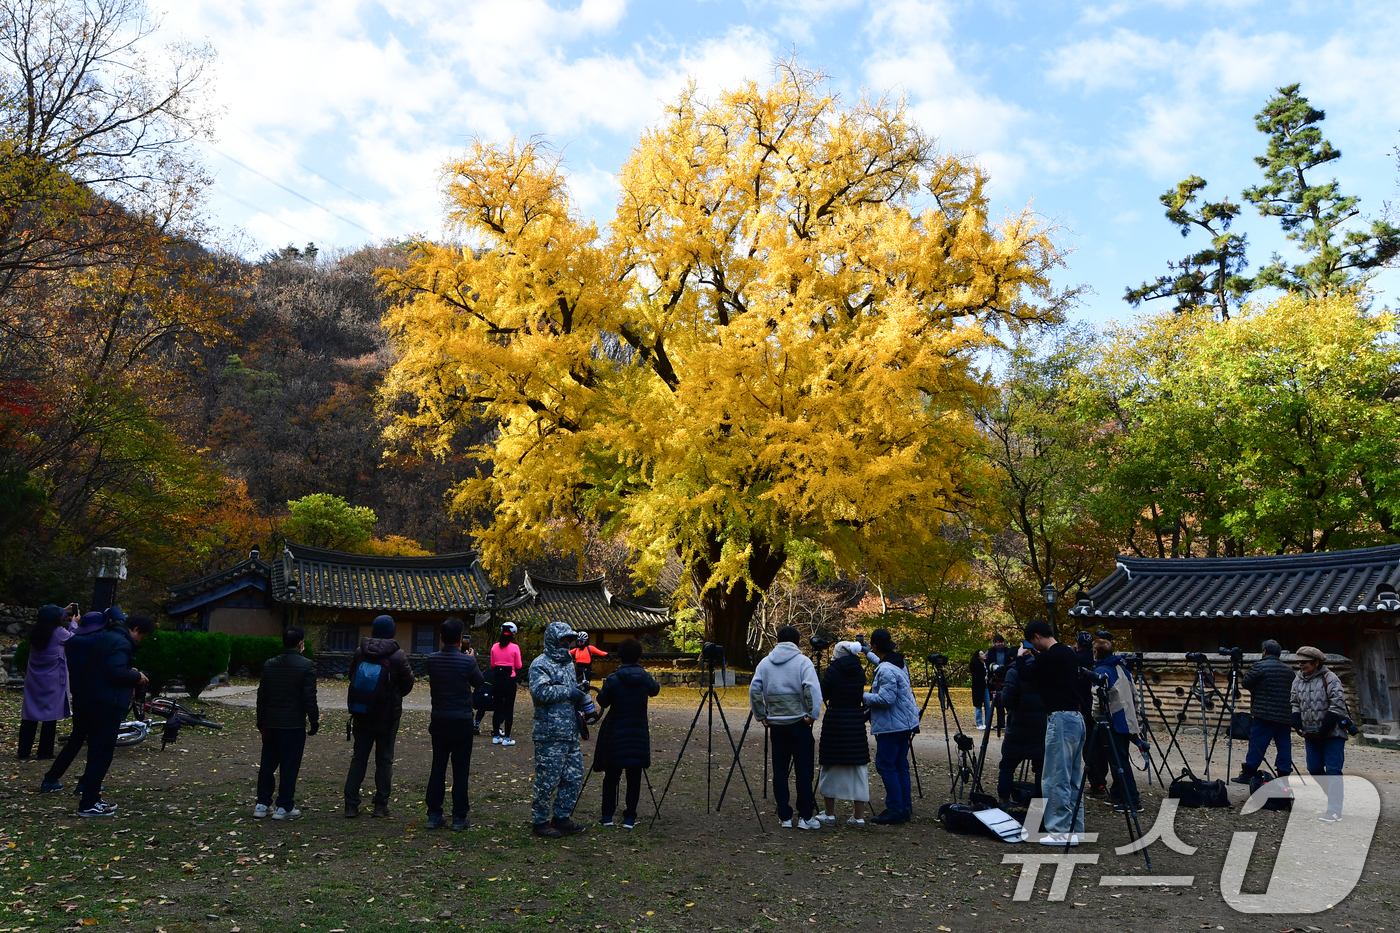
[380,65,1071,664]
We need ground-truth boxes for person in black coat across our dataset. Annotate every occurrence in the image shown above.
[424,617,485,830]
[591,638,659,828]
[817,642,871,824]
[997,648,1046,804]
[970,650,990,730]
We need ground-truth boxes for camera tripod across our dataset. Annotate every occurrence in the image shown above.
[921,655,981,803]
[652,654,765,831]
[1149,654,1235,781]
[1064,681,1152,868]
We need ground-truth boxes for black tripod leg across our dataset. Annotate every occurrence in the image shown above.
[716,709,755,811]
[649,685,712,828]
[1101,721,1151,870]
[711,695,766,832]
[910,739,923,799]
[645,768,659,817]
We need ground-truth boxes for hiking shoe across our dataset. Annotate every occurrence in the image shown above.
[451,817,470,831]
[344,803,359,819]
[532,822,562,838]
[78,802,116,818]
[371,804,391,819]
[622,817,635,830]
[869,810,899,825]
[1086,785,1107,798]
[427,813,446,830]
[272,807,300,821]
[1319,810,1342,823]
[599,816,615,828]
[492,735,502,745]
[846,817,866,827]
[253,803,270,819]
[40,781,63,793]
[1113,801,1142,813]
[797,817,821,830]
[501,737,516,747]
[779,818,793,828]
[551,818,586,836]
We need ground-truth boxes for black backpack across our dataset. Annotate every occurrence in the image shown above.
[1168,767,1231,808]
[1248,770,1293,811]
[938,803,998,838]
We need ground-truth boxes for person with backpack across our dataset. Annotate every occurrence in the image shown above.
[490,622,522,746]
[863,628,920,825]
[590,637,659,829]
[1291,645,1349,822]
[570,631,608,684]
[425,617,485,830]
[44,608,152,816]
[529,622,590,838]
[254,626,318,820]
[18,603,78,760]
[343,615,415,819]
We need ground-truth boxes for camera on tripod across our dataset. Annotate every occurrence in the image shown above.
[809,635,831,652]
[1218,646,1244,664]
[701,642,725,665]
[1184,651,1209,663]
[927,652,948,667]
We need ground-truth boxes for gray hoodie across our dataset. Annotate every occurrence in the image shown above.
[749,641,823,725]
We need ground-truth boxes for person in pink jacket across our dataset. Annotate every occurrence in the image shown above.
[490,622,523,746]
[19,604,80,760]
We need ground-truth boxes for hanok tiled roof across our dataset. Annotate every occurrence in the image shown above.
[270,542,493,613]
[167,550,271,616]
[498,573,670,632]
[1070,544,1400,622]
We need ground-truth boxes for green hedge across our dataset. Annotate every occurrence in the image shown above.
[12,639,29,673]
[227,635,315,676]
[134,630,231,698]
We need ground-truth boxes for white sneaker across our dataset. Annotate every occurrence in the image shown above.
[977,724,986,730]
[780,818,793,828]
[817,813,836,825]
[846,817,865,826]
[492,735,503,745]
[798,817,822,830]
[253,804,270,819]
[272,807,301,821]
[501,737,516,747]
[1319,811,1342,823]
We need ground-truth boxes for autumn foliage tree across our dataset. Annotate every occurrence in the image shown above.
[382,65,1071,664]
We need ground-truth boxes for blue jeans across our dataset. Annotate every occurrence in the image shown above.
[1042,710,1086,834]
[974,688,992,728]
[1304,736,1345,813]
[875,732,912,815]
[1243,719,1293,775]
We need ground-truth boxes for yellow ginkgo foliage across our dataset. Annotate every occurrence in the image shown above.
[381,64,1071,662]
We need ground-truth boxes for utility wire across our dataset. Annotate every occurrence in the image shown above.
[209,183,317,241]
[205,143,381,239]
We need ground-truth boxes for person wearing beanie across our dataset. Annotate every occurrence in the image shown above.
[863,628,920,825]
[1291,645,1349,822]
[343,614,415,819]
[1234,638,1295,785]
[750,625,824,829]
[18,603,79,760]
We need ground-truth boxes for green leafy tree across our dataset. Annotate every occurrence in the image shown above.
[1243,84,1400,296]
[282,493,378,551]
[1125,176,1252,320]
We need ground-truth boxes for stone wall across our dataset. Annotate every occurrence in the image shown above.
[0,604,37,638]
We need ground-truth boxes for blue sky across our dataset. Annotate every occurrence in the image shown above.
[161,0,1400,324]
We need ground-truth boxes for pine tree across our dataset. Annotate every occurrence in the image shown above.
[1125,175,1251,320]
[1243,84,1400,296]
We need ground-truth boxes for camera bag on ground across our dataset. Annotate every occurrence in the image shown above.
[347,657,392,716]
[1168,767,1231,808]
[1248,770,1293,811]
[938,802,998,838]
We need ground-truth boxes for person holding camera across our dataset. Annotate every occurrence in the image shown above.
[1089,638,1142,812]
[425,617,485,830]
[529,622,590,838]
[986,634,1012,731]
[996,643,1045,804]
[591,638,659,829]
[1233,639,1295,785]
[254,626,319,820]
[863,628,920,825]
[1022,619,1085,844]
[1290,646,1349,821]
[750,625,824,829]
[18,603,79,761]
[817,641,870,825]
[970,650,991,730]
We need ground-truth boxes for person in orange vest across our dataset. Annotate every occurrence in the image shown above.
[570,632,608,684]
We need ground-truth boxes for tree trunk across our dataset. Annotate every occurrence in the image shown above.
[690,533,786,669]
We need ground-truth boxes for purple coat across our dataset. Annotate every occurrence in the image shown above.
[21,620,79,722]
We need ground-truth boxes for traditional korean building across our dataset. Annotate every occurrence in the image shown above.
[1069,544,1400,731]
[497,573,671,650]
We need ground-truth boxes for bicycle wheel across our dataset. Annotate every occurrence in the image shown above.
[116,721,149,747]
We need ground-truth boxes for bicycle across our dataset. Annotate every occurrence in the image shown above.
[116,691,222,749]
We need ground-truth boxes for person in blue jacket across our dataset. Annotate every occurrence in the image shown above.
[862,628,920,825]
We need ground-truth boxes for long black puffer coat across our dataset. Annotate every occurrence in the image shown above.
[591,663,661,772]
[998,659,1047,764]
[818,654,871,767]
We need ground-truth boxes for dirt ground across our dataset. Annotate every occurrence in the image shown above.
[2,684,1398,933]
